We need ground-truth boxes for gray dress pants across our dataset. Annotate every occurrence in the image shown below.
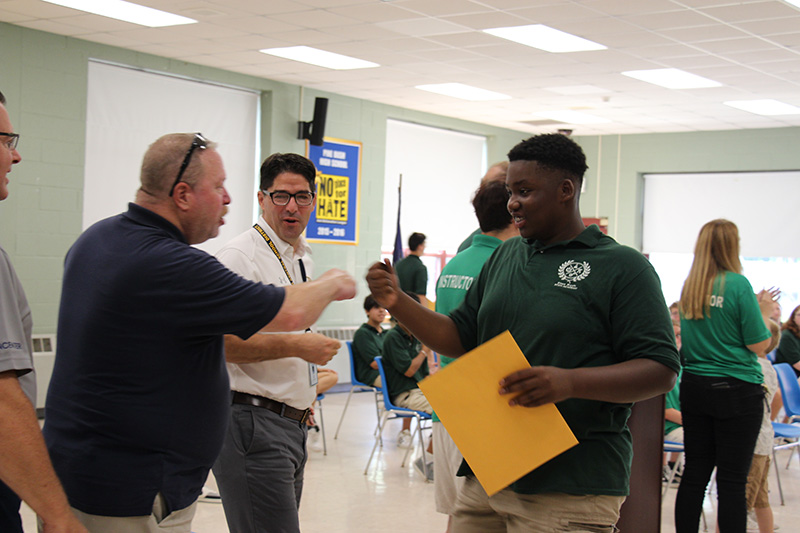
[213,403,307,533]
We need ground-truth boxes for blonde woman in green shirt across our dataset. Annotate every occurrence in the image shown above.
[675,219,773,533]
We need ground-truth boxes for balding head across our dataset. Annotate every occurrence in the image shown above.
[481,161,509,185]
[140,133,217,199]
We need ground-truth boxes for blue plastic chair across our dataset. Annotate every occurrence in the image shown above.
[334,341,382,440]
[767,348,777,363]
[772,421,800,505]
[774,362,800,423]
[364,356,432,478]
[315,393,327,455]
[662,441,684,502]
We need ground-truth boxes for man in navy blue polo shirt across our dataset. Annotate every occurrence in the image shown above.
[42,133,355,533]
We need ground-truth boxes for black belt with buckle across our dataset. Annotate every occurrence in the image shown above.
[231,391,310,424]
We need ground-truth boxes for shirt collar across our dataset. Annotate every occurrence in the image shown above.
[528,224,604,252]
[256,216,312,259]
[471,234,502,248]
[124,203,186,244]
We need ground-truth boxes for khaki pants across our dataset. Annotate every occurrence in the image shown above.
[393,388,432,414]
[48,494,197,533]
[452,477,624,533]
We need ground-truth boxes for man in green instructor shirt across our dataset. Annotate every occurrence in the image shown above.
[433,179,518,529]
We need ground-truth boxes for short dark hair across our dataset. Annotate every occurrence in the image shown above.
[260,153,317,192]
[0,90,6,105]
[507,133,588,184]
[473,181,512,233]
[363,295,380,312]
[408,232,426,252]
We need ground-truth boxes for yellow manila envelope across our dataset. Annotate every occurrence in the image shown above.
[418,330,578,496]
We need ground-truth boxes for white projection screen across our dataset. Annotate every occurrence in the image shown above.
[383,119,487,255]
[642,171,800,257]
[84,61,260,254]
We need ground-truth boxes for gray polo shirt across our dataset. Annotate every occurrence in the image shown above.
[0,244,36,405]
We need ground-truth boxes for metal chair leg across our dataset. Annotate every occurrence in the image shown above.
[333,386,356,440]
[364,412,390,475]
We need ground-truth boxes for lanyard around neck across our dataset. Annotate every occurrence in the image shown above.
[253,224,305,284]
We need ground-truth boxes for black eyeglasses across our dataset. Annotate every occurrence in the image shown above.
[169,133,208,196]
[264,190,316,206]
[0,132,19,151]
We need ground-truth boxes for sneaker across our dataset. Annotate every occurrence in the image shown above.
[308,425,323,453]
[397,429,412,449]
[199,486,222,503]
[414,457,434,482]
[747,510,780,532]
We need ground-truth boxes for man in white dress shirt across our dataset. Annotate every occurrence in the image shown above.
[212,153,340,533]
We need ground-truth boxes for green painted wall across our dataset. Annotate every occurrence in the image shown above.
[0,23,527,332]
[575,128,800,249]
[3,23,800,333]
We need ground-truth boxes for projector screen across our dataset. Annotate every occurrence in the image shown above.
[84,61,260,254]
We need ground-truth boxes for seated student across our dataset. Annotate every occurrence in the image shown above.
[381,293,432,415]
[776,304,800,376]
[382,293,434,479]
[351,295,387,388]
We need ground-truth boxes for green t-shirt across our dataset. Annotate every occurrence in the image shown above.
[351,322,384,386]
[433,234,502,422]
[775,329,800,374]
[664,369,682,436]
[680,272,769,384]
[448,225,680,496]
[381,326,428,398]
[395,254,427,295]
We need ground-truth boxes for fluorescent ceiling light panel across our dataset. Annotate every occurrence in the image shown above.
[534,110,611,124]
[42,0,196,27]
[482,24,607,53]
[260,46,379,70]
[415,83,511,101]
[622,68,722,89]
[724,99,800,116]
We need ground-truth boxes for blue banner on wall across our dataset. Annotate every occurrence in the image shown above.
[305,138,361,245]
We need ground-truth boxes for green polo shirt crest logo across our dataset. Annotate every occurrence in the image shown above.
[555,259,591,290]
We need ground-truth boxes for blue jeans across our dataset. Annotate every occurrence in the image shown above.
[675,372,764,533]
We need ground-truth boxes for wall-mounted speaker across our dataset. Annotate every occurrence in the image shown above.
[298,97,329,146]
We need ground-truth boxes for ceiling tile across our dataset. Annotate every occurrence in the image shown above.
[393,0,491,18]
[376,17,470,37]
[700,1,799,22]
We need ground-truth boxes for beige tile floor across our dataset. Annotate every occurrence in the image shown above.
[21,390,800,532]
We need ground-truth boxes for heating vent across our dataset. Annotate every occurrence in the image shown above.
[317,326,359,384]
[32,334,56,414]
[317,326,358,341]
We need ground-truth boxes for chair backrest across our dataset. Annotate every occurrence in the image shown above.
[774,363,800,418]
[374,356,405,412]
[346,341,371,388]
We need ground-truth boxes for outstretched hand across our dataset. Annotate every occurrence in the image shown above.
[366,259,400,309]
[317,268,356,301]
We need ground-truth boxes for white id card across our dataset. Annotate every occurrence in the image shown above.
[309,363,318,386]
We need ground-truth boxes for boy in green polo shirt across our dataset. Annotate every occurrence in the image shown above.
[367,133,679,531]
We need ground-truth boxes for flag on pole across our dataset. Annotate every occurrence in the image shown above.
[392,174,404,265]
